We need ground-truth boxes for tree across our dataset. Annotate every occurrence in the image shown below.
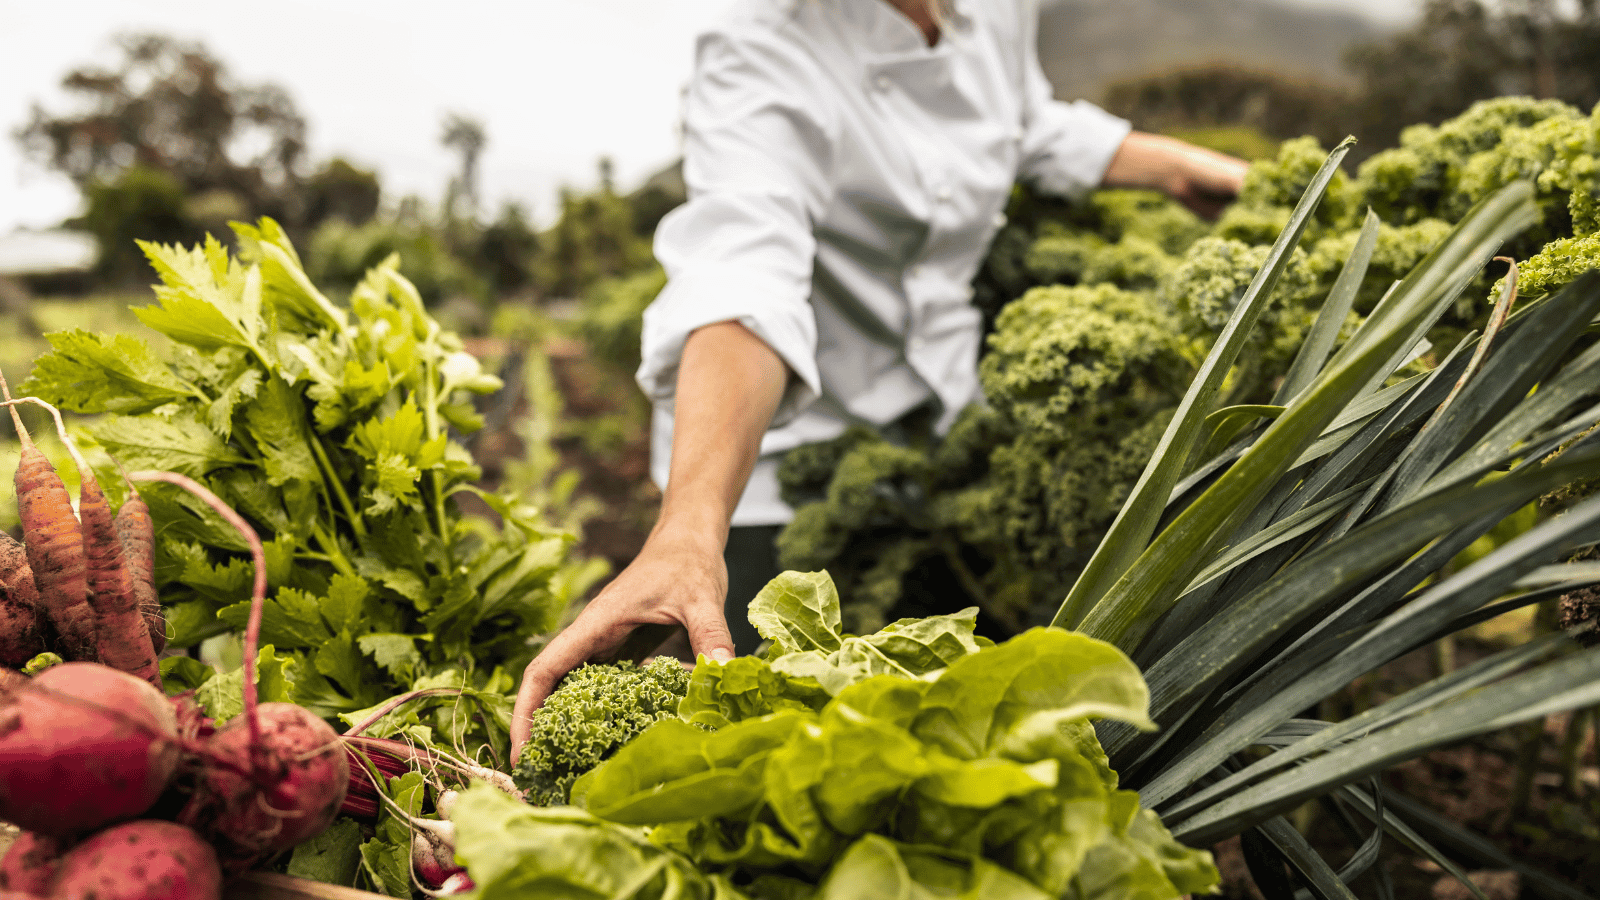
[76,166,198,283]
[302,157,382,228]
[534,159,652,299]
[473,202,541,297]
[1345,0,1600,150]
[441,113,486,225]
[1100,65,1351,150]
[16,33,308,227]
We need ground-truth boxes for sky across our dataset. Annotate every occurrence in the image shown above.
[0,0,1422,236]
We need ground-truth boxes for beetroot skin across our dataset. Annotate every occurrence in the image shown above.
[0,830,63,895]
[50,820,221,900]
[179,702,349,872]
[0,663,179,838]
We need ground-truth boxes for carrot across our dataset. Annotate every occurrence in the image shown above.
[0,533,44,668]
[2,393,158,684]
[114,488,166,655]
[77,472,160,687]
[0,378,96,663]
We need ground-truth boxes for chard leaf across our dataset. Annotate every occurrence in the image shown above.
[914,629,1153,761]
[582,713,806,824]
[748,570,844,655]
[816,835,1054,900]
[22,329,193,413]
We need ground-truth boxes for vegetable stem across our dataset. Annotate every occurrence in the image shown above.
[419,335,453,567]
[309,431,367,540]
[311,521,358,579]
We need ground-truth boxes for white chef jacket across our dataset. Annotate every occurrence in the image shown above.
[637,0,1132,526]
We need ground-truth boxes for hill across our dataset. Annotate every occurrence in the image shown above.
[1039,0,1387,103]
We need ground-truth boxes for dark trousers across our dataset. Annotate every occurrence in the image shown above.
[724,525,784,654]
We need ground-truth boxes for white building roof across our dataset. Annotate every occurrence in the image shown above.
[0,229,96,276]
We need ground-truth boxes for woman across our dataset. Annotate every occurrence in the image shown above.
[512,0,1247,752]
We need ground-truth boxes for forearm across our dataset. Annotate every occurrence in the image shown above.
[1100,131,1249,218]
[650,320,789,551]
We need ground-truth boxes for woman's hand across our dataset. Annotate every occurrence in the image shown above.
[1102,131,1251,220]
[509,320,789,759]
[509,529,734,754]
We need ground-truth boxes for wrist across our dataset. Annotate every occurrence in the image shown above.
[647,501,731,557]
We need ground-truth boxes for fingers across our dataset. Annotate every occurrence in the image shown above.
[682,597,736,664]
[509,622,609,757]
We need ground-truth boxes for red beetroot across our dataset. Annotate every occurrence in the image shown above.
[178,702,349,873]
[50,820,221,900]
[0,662,179,838]
[0,831,62,895]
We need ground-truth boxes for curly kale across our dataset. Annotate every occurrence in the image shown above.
[1222,136,1355,237]
[1357,96,1582,226]
[980,283,1188,444]
[513,657,691,806]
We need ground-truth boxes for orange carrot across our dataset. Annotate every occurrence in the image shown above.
[114,490,166,655]
[0,533,44,668]
[0,386,96,664]
[77,473,160,687]
[1,393,160,685]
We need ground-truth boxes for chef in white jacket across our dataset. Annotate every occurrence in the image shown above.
[513,0,1247,750]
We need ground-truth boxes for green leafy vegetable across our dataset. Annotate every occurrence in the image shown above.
[22,222,605,753]
[513,657,692,806]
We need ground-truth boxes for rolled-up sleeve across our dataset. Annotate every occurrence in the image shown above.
[1014,2,1132,200]
[638,27,833,426]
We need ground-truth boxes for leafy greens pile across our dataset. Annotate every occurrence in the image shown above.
[21,220,605,758]
[452,571,1218,900]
